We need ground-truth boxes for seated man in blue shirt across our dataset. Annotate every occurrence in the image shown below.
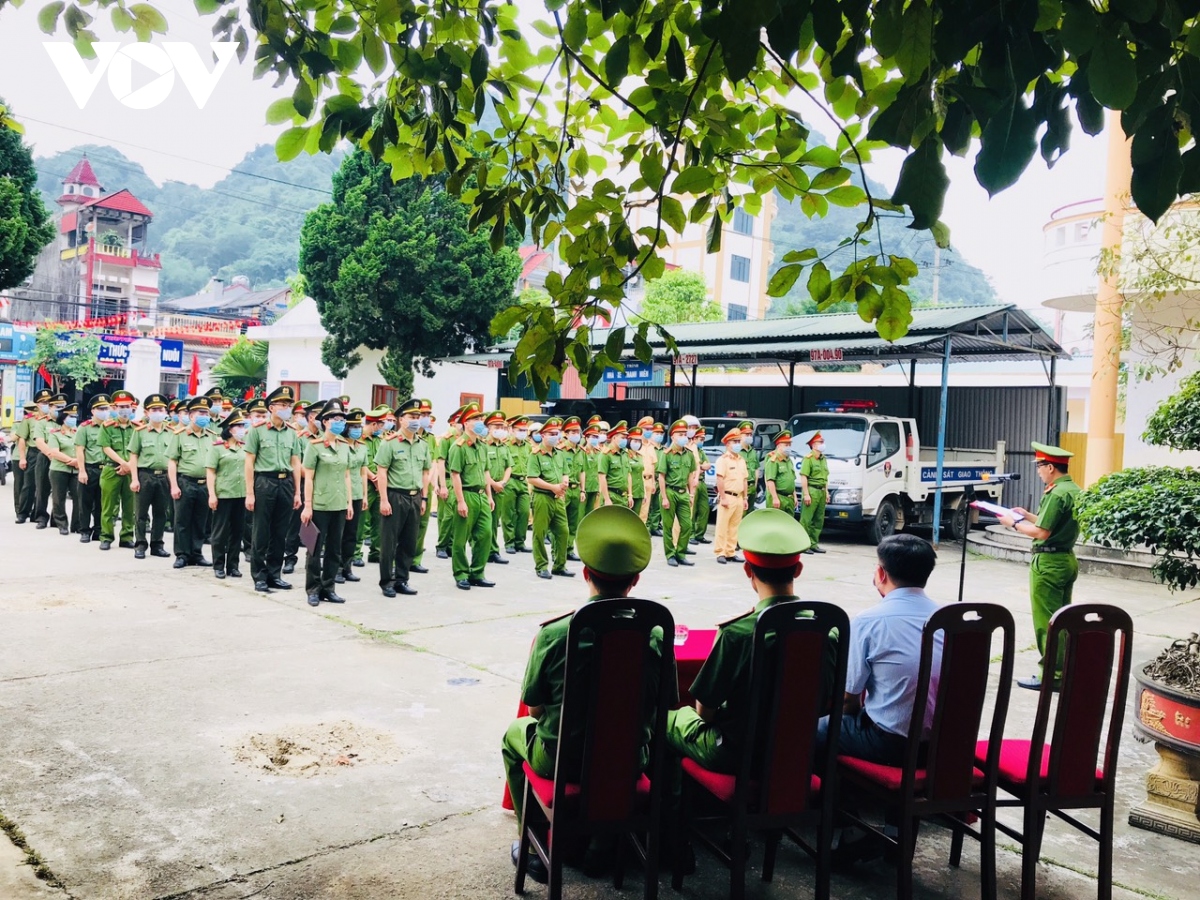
[817,533,942,767]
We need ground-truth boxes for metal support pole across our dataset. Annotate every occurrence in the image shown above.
[669,359,676,416]
[932,336,952,547]
[788,360,796,418]
[1048,355,1059,442]
[690,363,698,414]
[908,358,917,419]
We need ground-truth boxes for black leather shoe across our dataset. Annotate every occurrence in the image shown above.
[812,546,827,554]
[716,555,727,564]
[255,581,271,592]
[267,578,292,590]
[151,547,170,558]
[15,517,26,525]
[552,569,575,577]
[214,570,226,579]
[437,549,450,559]
[36,521,48,529]
[99,540,112,550]
[79,534,91,543]
[321,591,346,604]
[58,526,69,535]
[650,529,663,537]
[193,557,212,567]
[352,557,365,567]
[537,570,552,579]
[397,582,418,596]
[307,592,321,607]
[381,582,397,598]
[335,572,346,584]
[678,557,695,566]
[667,558,679,567]
[697,537,712,544]
[118,541,135,549]
[409,564,428,574]
[684,548,696,555]
[135,548,146,559]
[731,554,745,563]
[469,578,495,588]
[173,558,187,569]
[566,552,580,561]
[455,579,471,590]
[512,839,548,885]
[282,559,296,574]
[228,569,243,578]
[505,546,516,554]
[688,538,698,545]
[488,553,509,564]
[341,569,361,582]
[515,545,530,553]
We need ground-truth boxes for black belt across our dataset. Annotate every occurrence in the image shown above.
[139,467,167,476]
[1033,546,1072,554]
[388,488,421,496]
[723,490,744,496]
[461,486,483,493]
[257,471,291,479]
[182,475,206,484]
[510,475,527,481]
[534,489,559,497]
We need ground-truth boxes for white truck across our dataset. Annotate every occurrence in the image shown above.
[788,404,1007,544]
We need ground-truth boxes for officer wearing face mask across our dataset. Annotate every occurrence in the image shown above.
[97,390,139,550]
[580,422,604,513]
[46,403,81,535]
[128,393,175,560]
[28,389,62,528]
[435,407,465,560]
[657,419,698,567]
[285,400,320,574]
[482,411,513,566]
[374,399,433,597]
[72,394,111,543]
[447,404,495,590]
[799,431,831,554]
[244,386,303,592]
[411,400,438,574]
[168,397,215,568]
[503,415,533,554]
[337,408,370,586]
[206,408,250,580]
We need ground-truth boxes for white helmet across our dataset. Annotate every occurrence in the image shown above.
[682,414,701,426]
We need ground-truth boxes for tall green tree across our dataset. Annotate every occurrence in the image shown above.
[299,151,521,398]
[29,328,103,393]
[0,98,54,292]
[23,0,1200,393]
[636,270,722,324]
[212,337,269,396]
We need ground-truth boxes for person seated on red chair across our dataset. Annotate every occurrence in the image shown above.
[501,505,668,883]
[816,533,942,768]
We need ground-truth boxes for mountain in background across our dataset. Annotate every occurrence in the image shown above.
[34,143,343,298]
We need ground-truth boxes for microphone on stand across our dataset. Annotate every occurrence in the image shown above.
[980,471,1021,483]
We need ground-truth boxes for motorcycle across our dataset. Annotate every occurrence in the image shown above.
[0,438,9,486]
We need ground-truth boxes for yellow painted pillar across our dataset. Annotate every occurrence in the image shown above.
[1085,112,1133,486]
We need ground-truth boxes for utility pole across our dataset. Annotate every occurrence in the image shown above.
[931,244,941,306]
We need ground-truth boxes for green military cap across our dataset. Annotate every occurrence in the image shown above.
[396,398,422,416]
[110,389,137,405]
[143,393,169,410]
[293,401,310,415]
[319,398,347,419]
[366,405,392,422]
[266,385,294,405]
[1031,441,1074,464]
[738,420,754,431]
[60,402,79,417]
[418,398,433,412]
[509,415,530,427]
[485,410,508,426]
[541,416,563,431]
[346,407,365,425]
[773,430,793,445]
[50,393,67,405]
[221,408,247,430]
[337,394,351,406]
[33,389,53,403]
[89,394,112,409]
[22,401,38,412]
[669,418,690,435]
[586,415,602,427]
[576,506,652,577]
[246,397,268,414]
[608,419,628,437]
[739,508,811,565]
[187,396,213,412]
[203,386,224,399]
[460,402,484,421]
[563,416,582,430]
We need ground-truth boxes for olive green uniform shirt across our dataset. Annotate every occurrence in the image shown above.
[47,427,78,473]
[74,421,106,465]
[447,437,488,489]
[740,446,761,479]
[597,447,631,495]
[508,440,532,482]
[129,424,173,471]
[98,420,136,461]
[169,428,212,479]
[206,441,247,499]
[581,447,602,493]
[485,439,513,483]
[302,439,352,511]
[13,418,31,460]
[1032,474,1082,551]
[527,445,568,486]
[374,434,431,490]
[29,414,51,447]
[345,439,369,501]
[244,422,300,472]
[799,453,829,488]
[764,451,797,494]
[656,445,697,490]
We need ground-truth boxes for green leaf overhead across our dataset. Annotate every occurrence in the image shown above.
[891,139,948,230]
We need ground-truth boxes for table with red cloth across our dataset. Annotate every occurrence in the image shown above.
[501,627,718,810]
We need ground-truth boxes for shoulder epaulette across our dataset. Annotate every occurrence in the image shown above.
[716,608,756,628]
[49,427,60,434]
[133,421,147,430]
[213,438,225,446]
[455,437,467,446]
[540,610,574,627]
[310,436,325,445]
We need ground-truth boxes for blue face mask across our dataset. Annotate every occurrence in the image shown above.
[39,404,51,415]
[419,415,432,430]
[652,433,664,444]
[383,420,396,431]
[115,407,133,420]
[673,435,687,448]
[544,433,561,446]
[94,408,110,421]
[65,416,78,428]
[231,425,248,440]
[327,419,346,435]
[471,421,488,437]
[149,411,167,423]
[405,418,420,431]
[348,426,363,440]
[532,432,542,443]
[567,432,581,444]
[193,415,211,429]
[587,435,601,447]
[617,437,628,449]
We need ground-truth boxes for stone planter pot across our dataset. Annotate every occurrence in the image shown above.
[1129,667,1200,843]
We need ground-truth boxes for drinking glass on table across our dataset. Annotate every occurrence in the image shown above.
[674,624,689,646]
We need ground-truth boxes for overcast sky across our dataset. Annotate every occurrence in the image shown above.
[0,2,1111,312]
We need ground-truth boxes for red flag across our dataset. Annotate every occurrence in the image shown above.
[187,354,200,394]
[37,364,53,387]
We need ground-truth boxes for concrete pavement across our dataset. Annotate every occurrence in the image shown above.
[0,486,1197,899]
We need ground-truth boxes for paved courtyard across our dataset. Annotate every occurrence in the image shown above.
[1,487,1197,900]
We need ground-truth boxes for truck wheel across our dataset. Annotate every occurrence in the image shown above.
[867,498,898,545]
[947,503,969,542]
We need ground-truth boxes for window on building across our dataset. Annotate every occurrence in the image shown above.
[1055,227,1066,247]
[727,303,748,321]
[1074,221,1092,242]
[372,385,399,409]
[282,381,320,403]
[733,208,754,235]
[730,254,751,283]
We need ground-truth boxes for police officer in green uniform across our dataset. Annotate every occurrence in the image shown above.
[658,419,698,567]
[561,416,586,560]
[799,430,830,553]
[168,396,215,568]
[646,423,666,535]
[22,389,55,527]
[763,430,798,514]
[501,505,663,884]
[129,393,175,560]
[245,386,302,592]
[301,399,353,607]
[374,399,432,597]
[73,394,110,542]
[688,424,711,546]
[206,407,249,579]
[999,442,1083,690]
[528,417,573,580]
[32,391,68,529]
[503,415,534,554]
[597,420,633,508]
[360,405,390,564]
[435,407,463,559]
[483,410,513,565]
[45,403,80,535]
[412,399,438,572]
[447,403,494,590]
[337,408,370,586]
[737,419,763,504]
[12,401,37,523]
[580,421,604,514]
[98,390,139,550]
[627,424,648,526]
[284,400,316,574]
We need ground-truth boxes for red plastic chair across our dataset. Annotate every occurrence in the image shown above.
[837,602,1015,900]
[973,604,1133,900]
[514,598,677,900]
[671,600,850,900]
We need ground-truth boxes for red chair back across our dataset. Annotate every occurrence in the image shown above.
[1033,605,1133,799]
[556,598,677,823]
[743,601,850,817]
[911,603,1015,802]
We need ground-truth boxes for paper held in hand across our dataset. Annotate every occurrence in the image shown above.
[971,500,1024,521]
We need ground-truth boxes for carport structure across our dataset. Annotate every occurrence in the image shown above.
[459,304,1067,542]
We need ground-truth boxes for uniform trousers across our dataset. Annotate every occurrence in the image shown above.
[714,491,745,557]
[379,490,421,587]
[452,490,492,581]
[413,481,434,566]
[660,488,693,561]
[565,485,585,551]
[211,497,246,574]
[134,469,170,550]
[646,483,663,532]
[1031,551,1078,680]
[99,465,135,543]
[436,483,456,553]
[361,483,381,561]
[49,469,78,532]
[690,481,710,542]
[800,486,827,547]
[490,484,508,556]
[18,447,43,520]
[173,476,209,562]
[531,491,568,573]
[77,464,102,539]
[11,457,24,518]
[305,508,346,595]
[33,450,52,525]
[502,716,556,824]
[638,475,656,523]
[340,498,364,575]
[251,473,294,582]
[284,474,304,565]
[767,490,796,516]
[501,477,530,550]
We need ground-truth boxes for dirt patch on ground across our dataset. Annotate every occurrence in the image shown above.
[229,721,404,777]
